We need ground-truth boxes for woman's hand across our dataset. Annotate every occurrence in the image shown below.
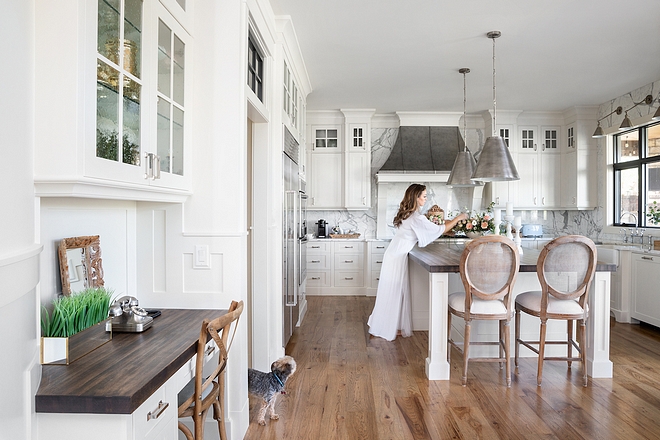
[444,212,468,231]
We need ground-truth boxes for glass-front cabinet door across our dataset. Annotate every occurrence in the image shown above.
[89,0,191,192]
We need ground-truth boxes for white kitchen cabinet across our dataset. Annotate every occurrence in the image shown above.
[367,241,389,295]
[307,240,366,294]
[308,152,343,209]
[560,118,597,209]
[514,125,561,209]
[34,0,193,202]
[307,111,374,210]
[631,253,660,327]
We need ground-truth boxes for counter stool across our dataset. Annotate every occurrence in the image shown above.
[178,300,243,440]
[514,235,596,387]
[448,235,520,387]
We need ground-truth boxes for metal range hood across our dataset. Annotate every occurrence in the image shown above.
[377,126,464,182]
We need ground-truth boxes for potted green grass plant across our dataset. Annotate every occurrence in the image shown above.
[40,287,114,365]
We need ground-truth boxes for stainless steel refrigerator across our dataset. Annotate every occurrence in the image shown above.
[283,127,302,346]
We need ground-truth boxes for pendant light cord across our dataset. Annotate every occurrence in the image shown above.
[463,69,468,153]
[487,31,501,137]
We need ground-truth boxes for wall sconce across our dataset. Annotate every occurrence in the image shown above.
[619,94,653,130]
[592,106,622,138]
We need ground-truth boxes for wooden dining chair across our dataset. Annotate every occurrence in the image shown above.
[448,235,520,387]
[514,235,596,387]
[178,300,244,440]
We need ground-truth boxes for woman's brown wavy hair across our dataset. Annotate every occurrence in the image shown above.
[393,184,426,227]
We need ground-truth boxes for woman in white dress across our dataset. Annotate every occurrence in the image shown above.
[367,184,467,341]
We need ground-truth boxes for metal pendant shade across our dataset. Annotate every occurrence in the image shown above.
[447,67,482,187]
[471,30,520,182]
[472,136,519,181]
[448,149,480,187]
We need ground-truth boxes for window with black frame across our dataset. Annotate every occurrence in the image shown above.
[613,122,660,227]
[247,36,264,101]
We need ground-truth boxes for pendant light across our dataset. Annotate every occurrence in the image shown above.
[471,31,519,182]
[447,68,482,187]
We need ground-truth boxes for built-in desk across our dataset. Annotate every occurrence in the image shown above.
[36,308,226,440]
[407,242,615,381]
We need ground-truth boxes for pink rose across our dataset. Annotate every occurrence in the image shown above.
[483,215,491,221]
[481,221,489,229]
[466,223,473,230]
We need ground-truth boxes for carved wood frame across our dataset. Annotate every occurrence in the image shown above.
[58,235,105,296]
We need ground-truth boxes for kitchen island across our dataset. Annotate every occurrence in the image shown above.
[407,241,616,381]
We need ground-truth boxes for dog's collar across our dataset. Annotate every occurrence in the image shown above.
[273,371,285,388]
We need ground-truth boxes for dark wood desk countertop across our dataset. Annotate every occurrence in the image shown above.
[409,242,617,273]
[35,308,226,415]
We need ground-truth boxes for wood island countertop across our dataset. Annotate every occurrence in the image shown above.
[408,242,617,273]
[35,308,226,414]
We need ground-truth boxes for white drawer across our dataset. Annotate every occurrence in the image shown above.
[334,241,364,253]
[370,241,389,254]
[334,253,363,270]
[334,271,364,287]
[307,271,330,287]
[371,271,383,289]
[307,254,331,270]
[371,256,384,271]
[308,241,331,253]
[132,382,175,440]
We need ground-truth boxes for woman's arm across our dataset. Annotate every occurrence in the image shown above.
[444,213,468,232]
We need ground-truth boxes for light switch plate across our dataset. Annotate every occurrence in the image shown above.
[194,245,210,269]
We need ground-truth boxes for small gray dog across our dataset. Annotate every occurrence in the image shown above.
[248,356,297,425]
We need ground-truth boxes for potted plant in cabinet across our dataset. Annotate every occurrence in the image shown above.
[40,287,114,365]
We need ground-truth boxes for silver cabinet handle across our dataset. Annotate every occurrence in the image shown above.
[345,277,353,280]
[147,401,169,421]
[542,197,545,205]
[376,260,382,264]
[311,277,321,280]
[204,345,215,356]
[311,245,320,249]
[376,246,385,249]
[344,260,353,263]
[344,246,353,249]
[642,256,654,261]
[311,260,320,263]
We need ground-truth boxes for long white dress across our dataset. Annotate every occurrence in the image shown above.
[367,211,445,341]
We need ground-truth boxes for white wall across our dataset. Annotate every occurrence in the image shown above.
[0,1,41,439]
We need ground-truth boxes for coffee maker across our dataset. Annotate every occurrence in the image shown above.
[316,219,328,238]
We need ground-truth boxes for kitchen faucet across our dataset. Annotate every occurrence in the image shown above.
[620,211,637,225]
[620,228,628,243]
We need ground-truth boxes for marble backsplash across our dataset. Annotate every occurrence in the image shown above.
[307,126,609,242]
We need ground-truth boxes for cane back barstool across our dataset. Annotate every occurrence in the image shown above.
[448,235,520,387]
[514,235,596,387]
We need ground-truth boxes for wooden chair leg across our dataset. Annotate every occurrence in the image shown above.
[537,319,547,387]
[462,321,471,386]
[580,319,588,387]
[514,308,521,371]
[218,373,227,440]
[504,320,511,387]
[498,320,504,370]
[447,311,452,362]
[567,319,574,368]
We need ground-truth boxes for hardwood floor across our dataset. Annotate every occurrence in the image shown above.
[244,296,660,439]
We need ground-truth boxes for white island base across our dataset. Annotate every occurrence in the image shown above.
[409,258,613,381]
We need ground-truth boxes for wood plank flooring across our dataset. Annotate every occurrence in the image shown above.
[244,296,660,439]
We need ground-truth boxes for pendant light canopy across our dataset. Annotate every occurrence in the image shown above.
[447,68,482,187]
[471,31,519,182]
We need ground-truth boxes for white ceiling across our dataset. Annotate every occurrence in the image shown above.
[269,0,660,115]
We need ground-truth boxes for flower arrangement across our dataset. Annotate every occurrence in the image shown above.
[647,201,660,225]
[425,205,444,225]
[449,202,496,236]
